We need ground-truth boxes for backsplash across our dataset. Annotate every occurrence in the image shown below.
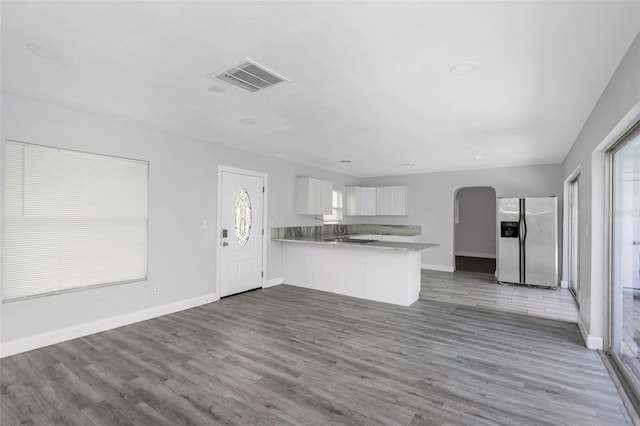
[271,224,421,239]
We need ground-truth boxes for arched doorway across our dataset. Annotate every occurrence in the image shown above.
[454,186,497,274]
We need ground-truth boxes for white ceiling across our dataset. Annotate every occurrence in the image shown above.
[2,1,639,177]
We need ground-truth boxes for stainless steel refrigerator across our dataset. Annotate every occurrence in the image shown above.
[497,197,558,287]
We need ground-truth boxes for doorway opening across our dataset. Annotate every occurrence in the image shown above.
[567,174,580,302]
[454,186,497,274]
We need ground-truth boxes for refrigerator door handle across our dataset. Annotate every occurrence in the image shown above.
[518,217,524,283]
[519,198,526,284]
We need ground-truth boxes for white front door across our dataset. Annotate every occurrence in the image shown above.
[220,170,264,297]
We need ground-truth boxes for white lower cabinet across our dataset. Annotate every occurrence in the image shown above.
[282,243,420,306]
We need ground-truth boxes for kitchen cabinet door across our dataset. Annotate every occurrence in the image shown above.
[295,177,333,214]
[376,186,407,215]
[320,179,333,214]
[359,187,377,215]
[376,187,392,215]
[345,186,376,216]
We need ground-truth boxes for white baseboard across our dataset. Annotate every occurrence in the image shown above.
[578,315,604,350]
[454,251,496,259]
[560,280,569,289]
[586,335,604,351]
[421,263,455,273]
[0,292,219,358]
[264,277,284,288]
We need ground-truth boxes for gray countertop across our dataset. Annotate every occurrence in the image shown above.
[272,235,438,252]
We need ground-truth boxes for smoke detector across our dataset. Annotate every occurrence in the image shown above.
[209,58,288,93]
[449,62,478,75]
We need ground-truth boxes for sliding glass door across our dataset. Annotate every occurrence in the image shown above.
[610,122,640,395]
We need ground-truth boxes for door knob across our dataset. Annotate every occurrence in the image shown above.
[633,241,640,246]
[222,242,229,247]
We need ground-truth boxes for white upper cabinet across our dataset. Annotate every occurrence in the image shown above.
[345,186,377,216]
[376,186,407,216]
[295,177,333,215]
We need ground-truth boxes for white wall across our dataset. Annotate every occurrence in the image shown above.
[561,32,640,349]
[6,33,637,354]
[454,187,497,259]
[0,93,358,352]
[360,164,562,271]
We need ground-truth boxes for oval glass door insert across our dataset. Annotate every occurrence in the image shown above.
[234,188,252,246]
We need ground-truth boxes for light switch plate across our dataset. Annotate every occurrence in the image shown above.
[202,220,208,230]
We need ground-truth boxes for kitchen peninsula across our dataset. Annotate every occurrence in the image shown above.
[272,225,437,306]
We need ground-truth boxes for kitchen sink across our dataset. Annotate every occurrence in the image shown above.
[323,237,378,244]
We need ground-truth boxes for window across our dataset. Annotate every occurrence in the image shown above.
[234,188,252,246]
[3,141,149,301]
[323,190,343,224]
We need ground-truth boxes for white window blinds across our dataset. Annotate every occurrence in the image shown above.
[3,141,149,301]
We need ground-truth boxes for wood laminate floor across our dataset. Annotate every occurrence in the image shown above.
[421,270,580,323]
[1,278,630,425]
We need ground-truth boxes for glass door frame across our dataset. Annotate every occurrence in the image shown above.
[568,174,580,302]
[606,121,640,412]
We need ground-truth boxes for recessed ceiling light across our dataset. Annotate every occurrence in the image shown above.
[340,160,352,164]
[402,162,415,167]
[209,86,225,93]
[449,62,478,75]
[239,118,256,125]
[472,155,483,160]
[26,43,63,60]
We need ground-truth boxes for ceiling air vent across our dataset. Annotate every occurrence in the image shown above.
[209,58,288,93]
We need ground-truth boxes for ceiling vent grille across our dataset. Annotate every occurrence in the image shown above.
[209,58,288,93]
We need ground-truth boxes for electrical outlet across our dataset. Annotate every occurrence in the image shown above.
[153,285,159,295]
[202,220,208,230]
